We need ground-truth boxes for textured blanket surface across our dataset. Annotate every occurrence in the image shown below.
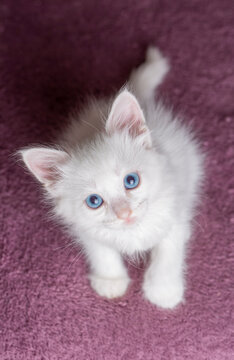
[1,1,233,359]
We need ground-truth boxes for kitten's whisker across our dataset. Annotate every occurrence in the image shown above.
[53,241,74,251]
[68,250,83,272]
[191,216,206,233]
[125,255,144,270]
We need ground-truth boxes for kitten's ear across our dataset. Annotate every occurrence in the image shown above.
[19,147,70,188]
[105,90,152,148]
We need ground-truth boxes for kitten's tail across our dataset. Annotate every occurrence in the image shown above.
[129,47,169,104]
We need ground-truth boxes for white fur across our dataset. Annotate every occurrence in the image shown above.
[20,48,203,307]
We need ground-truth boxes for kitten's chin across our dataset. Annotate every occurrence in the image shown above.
[104,217,138,229]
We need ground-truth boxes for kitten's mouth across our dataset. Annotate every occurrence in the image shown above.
[124,216,136,225]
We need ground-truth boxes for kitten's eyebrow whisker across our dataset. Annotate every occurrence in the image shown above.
[81,119,100,132]
[98,108,107,124]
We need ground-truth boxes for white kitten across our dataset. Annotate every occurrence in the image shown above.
[20,47,203,309]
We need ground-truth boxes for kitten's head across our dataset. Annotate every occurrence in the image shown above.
[20,90,175,254]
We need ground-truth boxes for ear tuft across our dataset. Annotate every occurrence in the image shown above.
[19,147,69,186]
[105,90,152,148]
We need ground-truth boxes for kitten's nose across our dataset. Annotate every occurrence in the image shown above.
[112,200,132,220]
[116,207,132,220]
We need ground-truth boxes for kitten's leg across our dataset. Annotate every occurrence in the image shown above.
[84,241,130,299]
[143,224,189,309]
[129,47,169,104]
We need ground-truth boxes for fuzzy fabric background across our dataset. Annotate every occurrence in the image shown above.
[0,0,233,359]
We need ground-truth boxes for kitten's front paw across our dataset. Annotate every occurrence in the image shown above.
[143,278,184,309]
[89,275,130,299]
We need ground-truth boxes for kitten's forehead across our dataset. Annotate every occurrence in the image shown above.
[83,133,145,170]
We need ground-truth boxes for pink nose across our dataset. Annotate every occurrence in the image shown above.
[115,207,132,220]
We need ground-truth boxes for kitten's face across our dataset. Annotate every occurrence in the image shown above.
[66,135,163,232]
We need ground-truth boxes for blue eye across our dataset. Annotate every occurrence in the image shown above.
[124,172,140,190]
[86,194,103,209]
